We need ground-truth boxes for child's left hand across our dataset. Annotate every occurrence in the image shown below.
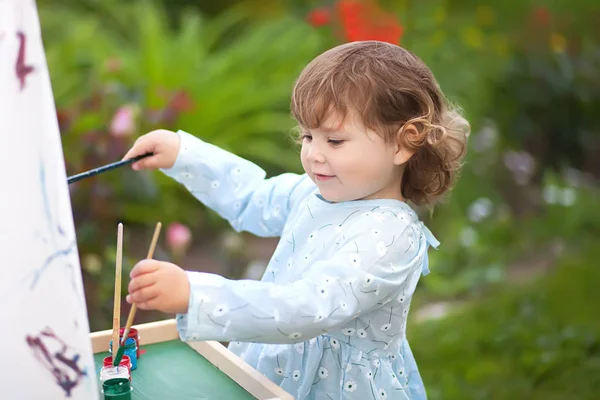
[126,259,190,314]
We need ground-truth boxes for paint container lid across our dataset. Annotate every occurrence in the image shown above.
[119,327,139,338]
[103,355,131,369]
[100,366,130,382]
[102,377,132,399]
[109,338,137,353]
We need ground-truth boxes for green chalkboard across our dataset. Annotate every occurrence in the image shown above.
[94,340,256,399]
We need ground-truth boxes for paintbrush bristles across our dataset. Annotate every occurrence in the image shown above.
[121,222,162,345]
[112,223,124,355]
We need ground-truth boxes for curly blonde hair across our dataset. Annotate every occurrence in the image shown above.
[291,41,470,206]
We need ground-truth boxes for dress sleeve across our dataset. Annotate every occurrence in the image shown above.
[176,213,433,343]
[161,130,315,237]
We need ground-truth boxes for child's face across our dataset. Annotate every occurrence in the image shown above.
[300,111,405,203]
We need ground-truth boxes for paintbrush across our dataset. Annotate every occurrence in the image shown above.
[113,222,162,366]
[112,223,124,357]
[67,153,153,184]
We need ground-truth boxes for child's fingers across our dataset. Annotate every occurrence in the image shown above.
[122,136,153,161]
[130,259,161,278]
[128,273,157,293]
[126,285,159,304]
[131,154,164,171]
[136,299,159,311]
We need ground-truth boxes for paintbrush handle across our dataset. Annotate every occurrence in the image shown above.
[112,223,124,355]
[120,304,137,346]
[120,222,162,346]
[67,153,153,184]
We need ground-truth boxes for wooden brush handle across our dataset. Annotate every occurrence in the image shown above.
[121,222,162,345]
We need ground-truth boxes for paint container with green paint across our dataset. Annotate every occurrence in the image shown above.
[102,377,133,399]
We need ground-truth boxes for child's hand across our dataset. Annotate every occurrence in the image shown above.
[126,259,190,314]
[122,129,181,170]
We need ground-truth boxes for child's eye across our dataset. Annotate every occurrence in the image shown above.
[302,134,312,141]
[328,139,344,146]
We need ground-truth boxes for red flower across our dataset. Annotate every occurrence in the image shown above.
[307,7,331,27]
[533,6,551,25]
[337,0,404,45]
[169,90,194,113]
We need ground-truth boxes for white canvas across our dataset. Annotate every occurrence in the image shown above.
[0,0,99,398]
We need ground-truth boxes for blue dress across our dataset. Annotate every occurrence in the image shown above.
[163,131,440,400]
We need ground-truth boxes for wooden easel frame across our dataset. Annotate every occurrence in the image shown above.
[90,319,294,400]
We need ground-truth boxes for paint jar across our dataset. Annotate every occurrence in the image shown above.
[103,355,131,380]
[102,377,133,399]
[99,365,130,383]
[109,338,138,370]
[119,327,141,358]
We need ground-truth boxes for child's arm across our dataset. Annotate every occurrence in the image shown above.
[128,215,437,344]
[124,129,315,237]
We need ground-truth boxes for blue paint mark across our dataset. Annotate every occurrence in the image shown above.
[30,240,76,290]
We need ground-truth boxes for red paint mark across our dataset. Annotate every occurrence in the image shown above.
[16,31,34,91]
[26,327,87,397]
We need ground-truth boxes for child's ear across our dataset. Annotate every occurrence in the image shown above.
[393,124,418,165]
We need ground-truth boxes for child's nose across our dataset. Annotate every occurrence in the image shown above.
[308,145,326,163]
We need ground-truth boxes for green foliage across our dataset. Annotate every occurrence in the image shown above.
[411,243,600,399]
[39,0,324,329]
[487,43,600,177]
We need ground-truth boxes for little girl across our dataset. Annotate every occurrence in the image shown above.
[124,41,469,400]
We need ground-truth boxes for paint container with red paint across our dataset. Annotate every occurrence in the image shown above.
[109,338,137,370]
[119,327,140,358]
[103,355,131,380]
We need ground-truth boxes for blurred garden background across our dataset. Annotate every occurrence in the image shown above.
[39,0,599,398]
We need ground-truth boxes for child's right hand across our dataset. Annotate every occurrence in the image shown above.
[123,129,181,170]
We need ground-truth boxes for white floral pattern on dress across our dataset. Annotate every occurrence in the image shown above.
[341,327,355,336]
[288,332,302,340]
[317,286,328,299]
[212,304,228,317]
[344,381,357,392]
[330,338,340,349]
[318,367,328,378]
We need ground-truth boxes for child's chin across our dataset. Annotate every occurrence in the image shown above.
[319,191,355,204]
